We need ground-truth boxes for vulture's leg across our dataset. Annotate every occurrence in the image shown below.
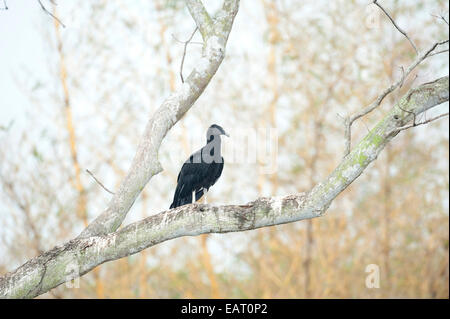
[203,188,209,204]
[195,188,205,202]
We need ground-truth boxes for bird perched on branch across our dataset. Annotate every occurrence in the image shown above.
[170,124,229,209]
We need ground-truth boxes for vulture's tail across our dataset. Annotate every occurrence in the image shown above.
[170,184,193,209]
[170,194,192,209]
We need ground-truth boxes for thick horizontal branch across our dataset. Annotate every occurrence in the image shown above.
[1,76,447,299]
[79,0,240,239]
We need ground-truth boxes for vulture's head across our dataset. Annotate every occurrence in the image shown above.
[207,124,229,141]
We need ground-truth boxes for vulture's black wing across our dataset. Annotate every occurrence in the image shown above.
[170,150,207,208]
[206,157,224,189]
[170,149,225,209]
[195,156,224,201]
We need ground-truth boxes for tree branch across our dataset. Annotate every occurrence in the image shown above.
[179,27,198,83]
[388,111,448,134]
[343,39,448,156]
[38,0,65,28]
[1,76,447,299]
[373,0,418,54]
[342,0,449,157]
[432,14,449,26]
[78,0,240,239]
[185,0,214,41]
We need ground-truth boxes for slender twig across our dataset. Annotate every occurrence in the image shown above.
[373,0,418,55]
[0,0,7,10]
[432,14,449,26]
[185,0,213,41]
[360,118,371,134]
[177,27,198,83]
[172,35,202,46]
[86,169,115,195]
[37,0,65,28]
[428,49,449,57]
[343,39,448,156]
[399,66,405,87]
[0,120,13,131]
[398,104,416,126]
[78,0,239,240]
[389,112,449,135]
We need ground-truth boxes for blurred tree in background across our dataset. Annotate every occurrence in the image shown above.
[0,0,448,298]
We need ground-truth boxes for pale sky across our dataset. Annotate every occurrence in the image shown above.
[0,1,51,129]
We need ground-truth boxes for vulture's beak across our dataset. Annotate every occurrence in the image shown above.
[223,131,230,137]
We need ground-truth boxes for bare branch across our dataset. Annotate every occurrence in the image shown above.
[215,0,241,41]
[343,39,449,156]
[432,13,449,26]
[86,169,115,195]
[389,112,449,135]
[373,0,418,54]
[178,27,198,83]
[37,0,65,28]
[428,48,449,57]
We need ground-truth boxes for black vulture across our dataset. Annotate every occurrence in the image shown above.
[170,124,229,209]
